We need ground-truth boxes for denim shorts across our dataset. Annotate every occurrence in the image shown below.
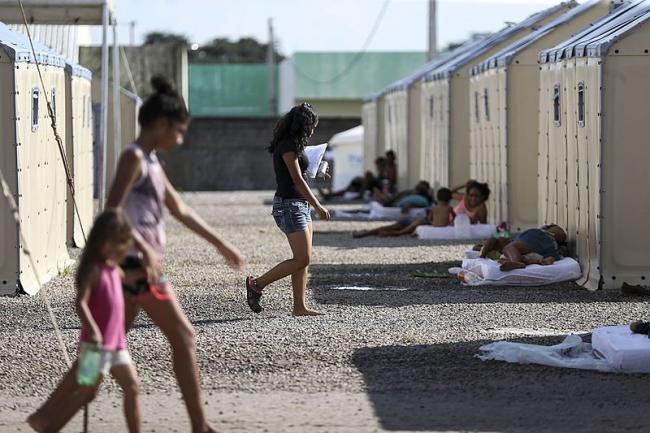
[272,197,312,234]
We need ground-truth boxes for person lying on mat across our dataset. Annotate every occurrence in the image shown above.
[352,188,454,238]
[372,180,433,208]
[451,180,489,224]
[477,224,567,271]
[320,157,386,201]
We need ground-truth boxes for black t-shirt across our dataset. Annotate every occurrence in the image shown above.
[273,139,309,199]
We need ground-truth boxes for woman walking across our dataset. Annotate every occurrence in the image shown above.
[107,76,246,433]
[246,103,330,316]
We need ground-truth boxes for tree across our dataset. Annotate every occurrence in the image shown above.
[190,37,284,63]
[144,32,190,46]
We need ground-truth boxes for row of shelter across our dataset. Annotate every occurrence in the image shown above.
[0,20,141,296]
[362,0,650,291]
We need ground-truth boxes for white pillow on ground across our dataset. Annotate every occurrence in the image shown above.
[368,201,427,220]
[456,257,582,286]
[592,325,650,373]
[416,224,496,240]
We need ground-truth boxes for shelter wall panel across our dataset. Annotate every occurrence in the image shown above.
[507,65,542,231]
[15,65,70,294]
[449,76,470,189]
[562,60,578,239]
[538,65,553,227]
[408,82,423,187]
[0,61,18,295]
[361,102,378,171]
[420,82,435,185]
[600,56,650,289]
[429,79,450,189]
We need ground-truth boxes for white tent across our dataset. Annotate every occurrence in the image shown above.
[0,0,120,207]
[328,125,364,191]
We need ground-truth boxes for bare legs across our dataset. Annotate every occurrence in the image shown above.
[353,218,426,238]
[135,291,220,433]
[28,363,140,433]
[254,224,321,315]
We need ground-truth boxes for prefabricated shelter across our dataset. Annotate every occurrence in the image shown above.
[361,95,379,172]
[378,46,471,188]
[468,0,611,230]
[65,59,93,248]
[538,0,650,290]
[0,22,71,295]
[328,125,364,191]
[422,1,574,191]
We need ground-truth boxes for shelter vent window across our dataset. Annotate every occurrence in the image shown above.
[388,105,392,123]
[553,84,561,127]
[483,88,490,121]
[474,91,480,123]
[429,96,435,119]
[31,88,39,132]
[51,88,56,122]
[577,82,585,127]
[439,97,444,121]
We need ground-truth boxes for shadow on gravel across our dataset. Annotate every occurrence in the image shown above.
[309,262,637,307]
[353,338,650,432]
[312,231,475,249]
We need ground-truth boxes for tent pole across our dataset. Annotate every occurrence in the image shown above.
[99,2,109,210]
[112,18,121,181]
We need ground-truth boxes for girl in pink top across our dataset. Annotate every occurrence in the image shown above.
[451,180,490,224]
[28,209,142,433]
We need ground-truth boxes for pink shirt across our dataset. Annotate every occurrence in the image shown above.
[454,197,480,222]
[80,265,126,351]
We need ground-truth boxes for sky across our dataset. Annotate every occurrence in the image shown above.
[91,0,569,54]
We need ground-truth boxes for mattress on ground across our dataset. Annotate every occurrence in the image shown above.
[368,201,427,220]
[416,224,496,240]
[592,325,650,373]
[458,257,582,286]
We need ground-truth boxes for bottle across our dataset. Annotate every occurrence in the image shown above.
[77,342,102,386]
[454,212,471,239]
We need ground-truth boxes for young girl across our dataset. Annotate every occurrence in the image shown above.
[245,103,330,316]
[28,208,141,433]
[451,180,490,224]
[106,76,246,433]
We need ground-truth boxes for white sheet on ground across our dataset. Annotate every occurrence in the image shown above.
[368,201,427,220]
[452,256,582,286]
[592,325,650,373]
[416,224,496,240]
[304,143,328,178]
[477,335,614,372]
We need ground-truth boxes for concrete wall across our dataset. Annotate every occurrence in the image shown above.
[161,117,360,191]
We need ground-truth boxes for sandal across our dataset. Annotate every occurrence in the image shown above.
[246,276,263,313]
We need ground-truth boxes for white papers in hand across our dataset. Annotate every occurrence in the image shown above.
[304,143,328,178]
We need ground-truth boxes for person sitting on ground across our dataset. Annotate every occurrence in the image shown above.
[320,157,386,201]
[372,180,433,208]
[451,180,490,224]
[476,224,567,271]
[352,187,453,238]
[385,150,398,190]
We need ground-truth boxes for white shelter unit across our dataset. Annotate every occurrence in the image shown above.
[469,0,611,230]
[328,125,364,192]
[361,95,379,172]
[422,2,572,191]
[65,59,93,247]
[0,22,70,295]
[538,0,650,290]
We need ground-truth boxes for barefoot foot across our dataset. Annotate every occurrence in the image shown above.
[292,308,323,316]
[499,261,527,272]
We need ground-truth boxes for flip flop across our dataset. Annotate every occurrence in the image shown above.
[246,276,263,313]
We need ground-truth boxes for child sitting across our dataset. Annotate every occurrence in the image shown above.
[477,224,567,271]
[429,187,454,227]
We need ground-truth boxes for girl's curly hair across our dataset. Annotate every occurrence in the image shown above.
[267,102,319,153]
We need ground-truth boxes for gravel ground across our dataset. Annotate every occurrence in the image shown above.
[2,191,650,433]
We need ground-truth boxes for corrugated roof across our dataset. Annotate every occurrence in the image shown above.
[539,0,645,63]
[293,52,427,100]
[0,20,66,67]
[426,1,575,81]
[473,0,604,74]
[380,35,490,97]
